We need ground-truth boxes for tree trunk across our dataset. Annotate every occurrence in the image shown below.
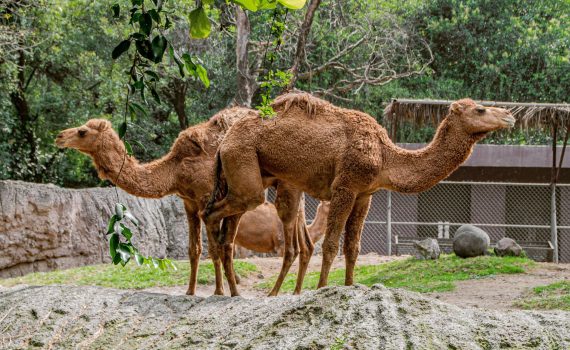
[164,78,188,130]
[234,7,255,107]
[286,0,322,91]
[9,49,38,181]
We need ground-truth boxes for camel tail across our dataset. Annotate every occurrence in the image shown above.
[205,151,227,217]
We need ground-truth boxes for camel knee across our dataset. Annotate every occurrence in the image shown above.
[189,244,202,259]
[283,245,299,264]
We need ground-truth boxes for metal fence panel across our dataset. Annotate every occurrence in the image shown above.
[267,182,569,262]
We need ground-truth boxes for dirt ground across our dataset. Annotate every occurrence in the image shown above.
[143,253,570,311]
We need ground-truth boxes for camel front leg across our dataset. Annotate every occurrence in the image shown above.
[343,194,371,286]
[269,185,302,297]
[183,203,202,296]
[317,186,357,289]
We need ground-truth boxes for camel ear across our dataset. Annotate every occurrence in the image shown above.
[86,119,111,132]
[449,101,466,115]
[190,138,206,155]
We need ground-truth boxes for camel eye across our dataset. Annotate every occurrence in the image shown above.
[476,107,485,114]
[78,129,87,137]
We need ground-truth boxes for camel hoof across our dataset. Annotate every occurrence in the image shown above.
[185,289,195,296]
[213,290,224,296]
[267,291,279,297]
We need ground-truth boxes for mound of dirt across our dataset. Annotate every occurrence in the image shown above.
[0,285,568,349]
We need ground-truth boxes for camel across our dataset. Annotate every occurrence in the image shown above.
[55,109,315,296]
[235,200,330,258]
[204,92,515,295]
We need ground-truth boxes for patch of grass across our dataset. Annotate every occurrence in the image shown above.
[256,254,534,293]
[515,281,570,311]
[0,260,258,289]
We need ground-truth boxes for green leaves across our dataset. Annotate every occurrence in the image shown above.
[276,0,307,9]
[139,12,153,36]
[112,40,131,59]
[189,7,211,39]
[111,4,120,18]
[196,64,210,88]
[232,0,307,11]
[151,35,167,63]
[118,121,127,139]
[109,233,119,259]
[106,202,173,270]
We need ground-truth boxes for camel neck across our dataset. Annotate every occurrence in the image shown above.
[89,133,177,198]
[382,119,478,193]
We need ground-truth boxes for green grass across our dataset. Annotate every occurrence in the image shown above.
[0,260,258,290]
[515,281,570,311]
[256,254,534,293]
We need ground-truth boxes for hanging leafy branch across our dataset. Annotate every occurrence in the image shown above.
[104,0,307,270]
[256,5,293,117]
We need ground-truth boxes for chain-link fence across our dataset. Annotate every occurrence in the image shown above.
[269,182,570,262]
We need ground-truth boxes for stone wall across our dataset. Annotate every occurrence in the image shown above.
[0,180,189,277]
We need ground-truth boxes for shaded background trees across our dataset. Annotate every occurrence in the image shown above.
[1,0,569,187]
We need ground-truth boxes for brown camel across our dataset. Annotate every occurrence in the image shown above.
[204,93,515,295]
[235,200,330,258]
[55,109,314,296]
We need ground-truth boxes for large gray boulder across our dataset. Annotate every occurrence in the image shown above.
[413,238,440,260]
[0,285,568,349]
[453,224,490,258]
[494,237,523,257]
[0,180,188,277]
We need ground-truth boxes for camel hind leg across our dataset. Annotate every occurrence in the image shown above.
[204,222,225,295]
[293,194,314,295]
[268,184,303,296]
[219,214,243,297]
[343,194,371,286]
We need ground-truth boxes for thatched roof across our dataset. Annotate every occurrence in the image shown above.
[383,99,570,131]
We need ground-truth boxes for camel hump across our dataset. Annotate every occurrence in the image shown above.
[210,107,256,132]
[272,92,331,118]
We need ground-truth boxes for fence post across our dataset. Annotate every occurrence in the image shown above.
[551,183,559,263]
[387,191,392,256]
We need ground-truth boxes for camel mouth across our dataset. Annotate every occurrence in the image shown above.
[501,117,516,128]
[54,138,67,148]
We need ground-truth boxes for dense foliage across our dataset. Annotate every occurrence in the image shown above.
[1,0,568,187]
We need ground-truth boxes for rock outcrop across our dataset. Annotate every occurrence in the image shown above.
[0,180,189,277]
[494,237,523,257]
[0,285,568,349]
[453,224,490,258]
[413,238,440,260]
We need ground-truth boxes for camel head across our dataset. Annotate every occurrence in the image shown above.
[448,99,515,137]
[55,119,115,153]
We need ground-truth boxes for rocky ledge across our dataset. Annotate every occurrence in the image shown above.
[0,285,568,349]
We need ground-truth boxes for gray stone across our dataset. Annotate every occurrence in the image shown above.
[494,237,523,257]
[0,180,188,277]
[0,285,568,349]
[413,238,440,260]
[453,224,490,258]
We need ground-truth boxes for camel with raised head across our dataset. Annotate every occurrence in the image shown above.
[204,93,515,295]
[55,108,314,296]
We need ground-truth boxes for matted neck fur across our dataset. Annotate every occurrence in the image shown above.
[204,92,515,295]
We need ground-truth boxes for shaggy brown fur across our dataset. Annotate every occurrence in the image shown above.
[205,92,515,292]
[55,108,314,297]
